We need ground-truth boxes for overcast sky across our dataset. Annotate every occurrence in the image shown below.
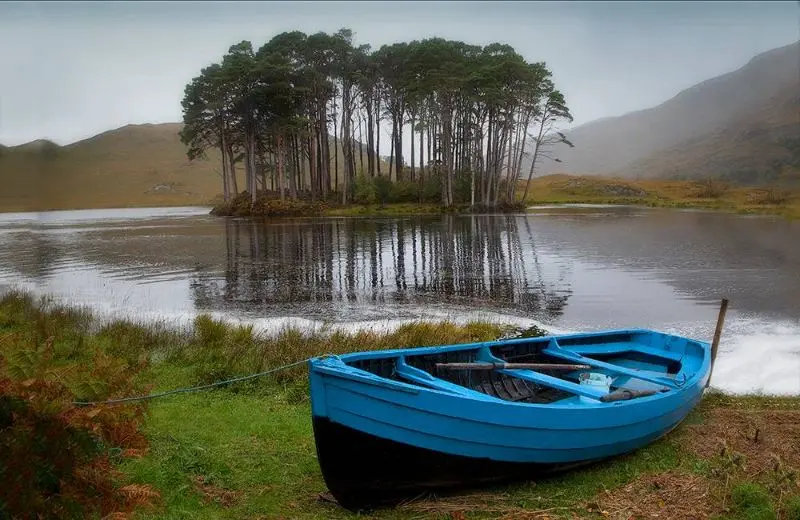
[1,1,798,147]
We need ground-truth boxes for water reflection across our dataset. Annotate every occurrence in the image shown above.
[2,206,799,393]
[190,216,572,320]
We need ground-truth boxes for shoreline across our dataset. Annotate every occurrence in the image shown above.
[3,197,797,221]
[2,175,798,219]
[2,291,799,518]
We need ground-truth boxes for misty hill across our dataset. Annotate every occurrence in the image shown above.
[545,41,800,182]
[0,124,383,212]
[625,83,800,184]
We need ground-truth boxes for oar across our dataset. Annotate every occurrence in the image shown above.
[435,362,591,371]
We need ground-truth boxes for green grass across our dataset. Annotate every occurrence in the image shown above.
[121,393,326,519]
[719,482,776,520]
[120,380,689,519]
[324,202,446,217]
[785,496,800,520]
[2,291,799,519]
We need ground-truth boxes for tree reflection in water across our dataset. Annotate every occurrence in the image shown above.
[191,215,572,322]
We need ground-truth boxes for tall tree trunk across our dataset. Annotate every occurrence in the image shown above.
[426,118,432,181]
[220,142,229,202]
[508,110,531,202]
[316,122,323,196]
[366,95,375,177]
[245,125,257,204]
[319,104,329,198]
[333,110,339,191]
[483,111,493,205]
[340,86,352,204]
[409,111,415,182]
[290,134,298,199]
[270,151,275,191]
[220,131,230,202]
[469,116,475,207]
[358,113,364,176]
[260,156,267,195]
[277,135,285,201]
[393,107,403,181]
[333,95,339,192]
[341,81,356,203]
[388,118,395,180]
[441,100,453,207]
[349,123,357,183]
[350,139,356,182]
[227,147,238,196]
[375,93,381,175]
[522,112,548,202]
[309,131,317,202]
[511,110,532,202]
[453,111,460,174]
[419,114,425,202]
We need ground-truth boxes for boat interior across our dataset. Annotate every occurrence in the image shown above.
[345,331,707,405]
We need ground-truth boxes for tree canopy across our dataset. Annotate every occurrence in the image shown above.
[180,29,573,207]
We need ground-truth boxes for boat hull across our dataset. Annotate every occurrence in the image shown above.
[308,329,710,510]
[312,415,600,510]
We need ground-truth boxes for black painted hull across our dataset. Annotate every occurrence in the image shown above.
[312,416,598,511]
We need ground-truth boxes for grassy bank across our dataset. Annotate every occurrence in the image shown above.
[210,191,526,218]
[2,292,799,519]
[208,175,800,220]
[5,170,798,221]
[524,175,800,219]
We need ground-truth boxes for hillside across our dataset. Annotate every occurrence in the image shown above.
[0,124,385,212]
[544,41,800,182]
[625,84,800,183]
[0,124,217,211]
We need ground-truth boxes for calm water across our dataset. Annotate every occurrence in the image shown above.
[1,206,798,394]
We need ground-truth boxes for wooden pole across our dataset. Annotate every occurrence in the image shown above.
[706,298,729,388]
[435,362,591,372]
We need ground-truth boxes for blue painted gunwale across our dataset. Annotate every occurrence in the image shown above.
[308,328,710,464]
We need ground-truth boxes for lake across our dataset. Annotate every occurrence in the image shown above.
[1,205,798,395]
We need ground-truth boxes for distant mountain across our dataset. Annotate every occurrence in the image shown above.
[625,83,800,184]
[0,123,383,212]
[543,41,800,183]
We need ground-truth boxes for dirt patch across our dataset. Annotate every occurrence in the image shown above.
[398,491,576,519]
[192,476,241,508]
[681,408,800,475]
[588,471,717,520]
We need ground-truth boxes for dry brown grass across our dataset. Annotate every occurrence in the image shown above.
[192,475,242,508]
[681,408,800,476]
[0,123,388,212]
[0,124,221,212]
[590,472,717,520]
[522,174,800,219]
[398,490,577,519]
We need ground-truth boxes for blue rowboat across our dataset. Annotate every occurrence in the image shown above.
[308,328,711,510]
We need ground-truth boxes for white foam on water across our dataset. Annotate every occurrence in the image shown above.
[2,282,797,395]
[0,281,560,339]
[657,315,800,396]
[708,317,800,395]
[211,309,569,338]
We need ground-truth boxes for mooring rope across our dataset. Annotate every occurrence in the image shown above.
[72,358,311,407]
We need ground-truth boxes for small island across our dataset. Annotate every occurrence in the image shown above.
[181,30,572,217]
